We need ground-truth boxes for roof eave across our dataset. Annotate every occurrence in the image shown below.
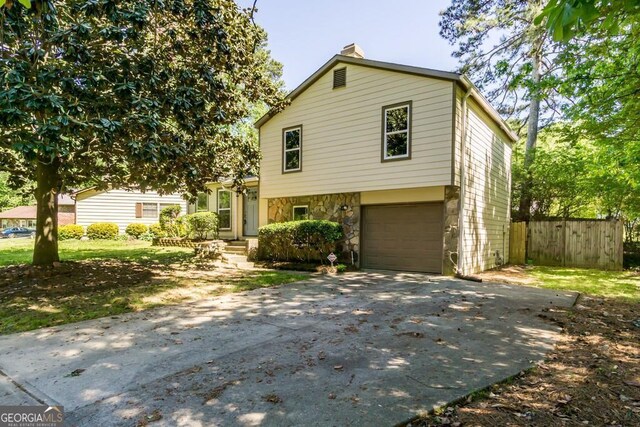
[457,76,519,143]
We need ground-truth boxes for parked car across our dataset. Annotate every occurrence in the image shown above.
[0,227,35,239]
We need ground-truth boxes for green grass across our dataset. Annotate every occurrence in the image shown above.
[0,270,307,335]
[529,266,640,301]
[0,239,309,334]
[0,238,193,265]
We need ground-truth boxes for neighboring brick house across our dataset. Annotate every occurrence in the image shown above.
[254,44,517,275]
[0,194,76,229]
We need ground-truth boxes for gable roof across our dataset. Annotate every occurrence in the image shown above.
[0,205,36,219]
[255,54,518,142]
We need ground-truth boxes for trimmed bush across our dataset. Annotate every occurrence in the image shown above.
[86,222,119,240]
[58,224,84,240]
[148,223,166,238]
[139,231,155,241]
[184,212,218,240]
[125,223,148,239]
[159,205,184,237]
[258,220,343,262]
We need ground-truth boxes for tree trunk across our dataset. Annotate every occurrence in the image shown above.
[33,160,61,265]
[518,51,542,221]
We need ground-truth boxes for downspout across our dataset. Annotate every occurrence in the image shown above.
[457,88,473,276]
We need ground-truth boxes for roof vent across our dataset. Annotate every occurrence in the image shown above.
[340,43,365,59]
[333,67,347,89]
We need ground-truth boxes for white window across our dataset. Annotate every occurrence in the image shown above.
[383,102,411,160]
[293,205,309,221]
[217,189,232,230]
[142,203,158,218]
[283,126,302,173]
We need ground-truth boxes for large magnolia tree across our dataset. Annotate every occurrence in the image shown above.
[0,0,284,264]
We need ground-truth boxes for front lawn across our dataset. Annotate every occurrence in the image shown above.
[478,265,640,301]
[0,239,308,334]
[0,238,192,266]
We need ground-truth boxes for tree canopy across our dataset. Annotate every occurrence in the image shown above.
[0,0,285,264]
[439,0,563,220]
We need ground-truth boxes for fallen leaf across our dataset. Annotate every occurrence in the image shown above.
[67,368,85,377]
[334,365,343,370]
[262,393,282,404]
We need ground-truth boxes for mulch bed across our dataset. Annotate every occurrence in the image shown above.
[409,295,640,426]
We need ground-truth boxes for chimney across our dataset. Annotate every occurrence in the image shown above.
[340,43,365,59]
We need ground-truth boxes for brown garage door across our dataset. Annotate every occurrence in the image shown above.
[361,203,443,273]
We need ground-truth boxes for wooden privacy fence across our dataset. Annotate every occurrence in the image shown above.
[510,220,623,270]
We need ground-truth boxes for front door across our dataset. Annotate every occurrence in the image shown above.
[243,188,259,236]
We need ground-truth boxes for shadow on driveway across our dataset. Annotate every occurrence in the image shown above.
[0,271,577,426]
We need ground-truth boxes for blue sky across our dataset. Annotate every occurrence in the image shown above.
[238,0,459,90]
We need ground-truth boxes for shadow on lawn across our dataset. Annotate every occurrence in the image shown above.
[0,253,305,335]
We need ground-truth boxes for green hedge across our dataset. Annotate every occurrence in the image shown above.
[86,222,119,239]
[184,212,218,240]
[258,220,343,262]
[58,224,84,240]
[125,223,148,238]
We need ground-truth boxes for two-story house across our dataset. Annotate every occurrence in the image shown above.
[254,44,517,275]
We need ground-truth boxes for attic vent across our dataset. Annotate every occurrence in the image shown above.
[333,67,346,89]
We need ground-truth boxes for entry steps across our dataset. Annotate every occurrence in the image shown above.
[221,240,254,269]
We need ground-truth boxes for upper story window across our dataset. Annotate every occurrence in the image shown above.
[283,126,302,173]
[217,189,232,230]
[382,102,412,161]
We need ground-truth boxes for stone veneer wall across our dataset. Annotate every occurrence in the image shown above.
[267,192,360,265]
[442,185,460,275]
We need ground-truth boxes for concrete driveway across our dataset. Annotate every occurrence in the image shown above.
[0,271,577,426]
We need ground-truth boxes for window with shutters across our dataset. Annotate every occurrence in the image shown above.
[333,67,346,89]
[142,203,158,218]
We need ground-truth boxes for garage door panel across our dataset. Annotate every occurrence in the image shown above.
[362,203,443,273]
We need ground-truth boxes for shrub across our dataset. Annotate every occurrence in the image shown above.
[125,223,148,238]
[159,205,184,237]
[148,223,166,238]
[258,220,343,262]
[86,222,119,240]
[58,224,84,240]
[139,231,155,241]
[184,212,218,240]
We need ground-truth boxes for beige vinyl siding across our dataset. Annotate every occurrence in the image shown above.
[187,182,259,239]
[453,90,463,187]
[259,64,454,199]
[459,97,512,274]
[76,190,187,233]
